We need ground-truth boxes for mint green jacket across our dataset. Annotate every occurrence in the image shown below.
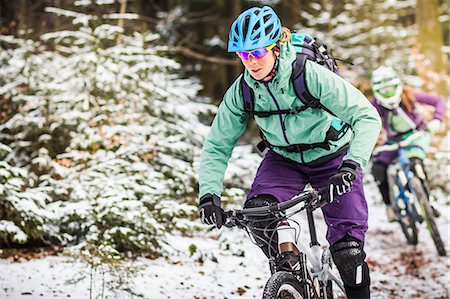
[199,42,381,198]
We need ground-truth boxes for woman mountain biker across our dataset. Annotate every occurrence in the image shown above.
[370,66,446,221]
[198,6,381,298]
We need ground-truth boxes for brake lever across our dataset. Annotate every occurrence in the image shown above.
[307,188,329,211]
[222,210,235,227]
[223,210,247,228]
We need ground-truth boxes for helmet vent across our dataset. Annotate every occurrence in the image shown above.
[243,16,250,40]
[271,28,280,39]
[252,21,260,33]
[265,24,273,35]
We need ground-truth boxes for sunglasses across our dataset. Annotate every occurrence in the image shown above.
[236,43,276,60]
[377,85,399,98]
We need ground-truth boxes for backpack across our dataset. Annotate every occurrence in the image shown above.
[240,32,351,153]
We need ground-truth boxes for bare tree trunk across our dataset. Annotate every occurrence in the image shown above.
[134,0,147,31]
[115,0,128,45]
[416,0,448,97]
[18,0,30,35]
[279,0,301,29]
[53,0,61,31]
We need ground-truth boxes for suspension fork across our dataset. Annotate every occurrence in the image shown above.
[396,153,420,217]
[411,161,432,198]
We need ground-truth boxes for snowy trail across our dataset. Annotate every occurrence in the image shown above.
[1,184,449,299]
[364,184,450,299]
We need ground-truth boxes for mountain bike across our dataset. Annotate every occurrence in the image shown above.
[373,131,446,256]
[224,188,345,299]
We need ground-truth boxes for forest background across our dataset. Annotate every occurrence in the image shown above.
[0,0,448,297]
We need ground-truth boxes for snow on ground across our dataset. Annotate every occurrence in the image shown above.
[1,181,449,299]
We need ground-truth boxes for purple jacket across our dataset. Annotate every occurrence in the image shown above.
[372,92,446,138]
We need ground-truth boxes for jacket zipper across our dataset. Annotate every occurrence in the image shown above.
[264,82,291,145]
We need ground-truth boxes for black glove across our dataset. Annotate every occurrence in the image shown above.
[199,193,224,229]
[328,160,361,202]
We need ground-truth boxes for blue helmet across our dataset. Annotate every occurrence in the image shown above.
[228,6,282,52]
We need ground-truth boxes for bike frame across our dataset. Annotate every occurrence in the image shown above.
[375,130,447,256]
[224,190,345,297]
[374,131,425,222]
[391,148,420,220]
[297,208,345,295]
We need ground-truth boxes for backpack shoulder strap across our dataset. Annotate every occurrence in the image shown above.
[291,53,321,109]
[240,75,255,117]
[291,53,337,116]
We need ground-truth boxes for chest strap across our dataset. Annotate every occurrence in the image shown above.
[250,105,309,118]
[256,121,350,153]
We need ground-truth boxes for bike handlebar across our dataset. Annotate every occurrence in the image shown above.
[372,131,424,155]
[223,187,329,228]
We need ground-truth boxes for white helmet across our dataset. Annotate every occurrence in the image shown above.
[371,66,403,110]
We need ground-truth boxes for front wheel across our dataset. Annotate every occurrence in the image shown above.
[398,209,419,245]
[389,173,418,245]
[263,271,306,299]
[411,178,447,256]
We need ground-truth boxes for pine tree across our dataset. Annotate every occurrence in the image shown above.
[0,36,61,247]
[0,4,259,255]
[295,0,416,80]
[0,141,58,246]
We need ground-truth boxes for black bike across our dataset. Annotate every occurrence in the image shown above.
[224,188,345,299]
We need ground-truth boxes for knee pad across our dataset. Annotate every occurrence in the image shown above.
[371,162,387,183]
[245,195,278,209]
[244,195,279,257]
[244,195,278,232]
[331,236,370,288]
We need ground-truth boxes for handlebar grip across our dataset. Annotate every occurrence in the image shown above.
[308,186,331,210]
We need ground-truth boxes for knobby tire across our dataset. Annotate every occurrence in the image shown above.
[398,212,419,245]
[263,271,306,299]
[411,178,447,256]
[388,173,418,245]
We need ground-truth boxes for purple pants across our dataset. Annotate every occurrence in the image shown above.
[247,150,368,246]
